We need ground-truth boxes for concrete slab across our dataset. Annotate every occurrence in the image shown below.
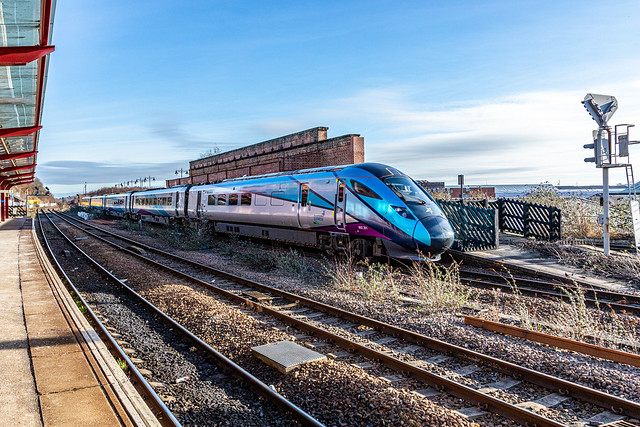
[397,345,422,354]
[585,410,626,425]
[373,337,397,345]
[412,388,440,398]
[40,386,120,426]
[456,407,489,419]
[252,340,326,374]
[425,355,452,364]
[477,378,521,393]
[517,393,570,412]
[0,218,41,427]
[454,365,481,376]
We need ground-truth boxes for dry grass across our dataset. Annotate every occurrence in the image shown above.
[519,240,640,287]
[524,184,634,238]
[483,271,640,353]
[324,256,471,311]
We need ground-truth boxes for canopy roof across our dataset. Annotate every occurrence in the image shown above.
[0,0,55,190]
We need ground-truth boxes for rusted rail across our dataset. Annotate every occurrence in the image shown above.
[41,211,323,427]
[36,213,181,427]
[465,315,640,368]
[52,210,640,425]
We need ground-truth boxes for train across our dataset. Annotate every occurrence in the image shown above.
[81,162,455,260]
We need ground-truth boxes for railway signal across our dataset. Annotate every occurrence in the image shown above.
[581,93,638,255]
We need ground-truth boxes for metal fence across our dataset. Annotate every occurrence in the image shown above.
[437,200,499,251]
[437,198,562,252]
[496,198,562,241]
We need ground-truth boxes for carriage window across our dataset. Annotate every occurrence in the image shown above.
[168,196,172,205]
[270,191,284,206]
[351,180,382,200]
[229,194,238,205]
[241,193,252,206]
[300,185,309,207]
[338,182,345,202]
[217,194,226,205]
[255,195,267,206]
[207,194,216,205]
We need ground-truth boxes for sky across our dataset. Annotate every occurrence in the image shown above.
[37,0,640,197]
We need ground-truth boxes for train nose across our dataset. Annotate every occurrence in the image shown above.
[413,215,455,255]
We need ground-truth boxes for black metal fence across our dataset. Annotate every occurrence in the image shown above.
[437,198,562,252]
[496,198,562,241]
[437,200,499,251]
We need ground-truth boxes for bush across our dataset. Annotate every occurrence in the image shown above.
[524,184,633,238]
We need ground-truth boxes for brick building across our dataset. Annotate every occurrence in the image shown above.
[167,127,365,187]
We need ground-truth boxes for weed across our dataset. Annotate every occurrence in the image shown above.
[407,260,472,312]
[325,257,400,300]
[116,358,128,371]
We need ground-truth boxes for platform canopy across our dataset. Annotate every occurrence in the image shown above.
[0,0,55,190]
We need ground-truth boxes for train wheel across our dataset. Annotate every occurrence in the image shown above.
[350,238,371,260]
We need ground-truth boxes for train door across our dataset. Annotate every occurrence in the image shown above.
[297,183,313,228]
[196,191,202,218]
[334,180,346,231]
[174,192,180,217]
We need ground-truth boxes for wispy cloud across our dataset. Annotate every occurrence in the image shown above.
[37,160,186,186]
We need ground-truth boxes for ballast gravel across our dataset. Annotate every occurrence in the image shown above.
[68,218,640,424]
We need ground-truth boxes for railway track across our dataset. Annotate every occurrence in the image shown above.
[49,210,640,426]
[37,211,321,426]
[442,251,640,315]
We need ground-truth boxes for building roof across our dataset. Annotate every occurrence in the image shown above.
[0,0,55,190]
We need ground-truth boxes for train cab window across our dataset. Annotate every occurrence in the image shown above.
[207,194,216,205]
[217,194,226,205]
[351,180,382,200]
[300,185,309,207]
[338,182,345,203]
[270,191,284,206]
[241,193,252,206]
[229,194,238,205]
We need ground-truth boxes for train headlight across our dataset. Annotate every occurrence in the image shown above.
[391,205,414,219]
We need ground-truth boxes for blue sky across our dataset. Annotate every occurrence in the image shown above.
[38,1,640,196]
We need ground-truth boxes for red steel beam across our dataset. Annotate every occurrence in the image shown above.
[0,46,55,66]
[0,164,36,174]
[0,150,38,161]
[0,126,42,138]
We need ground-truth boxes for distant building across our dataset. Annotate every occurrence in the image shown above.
[449,186,496,199]
[416,180,445,193]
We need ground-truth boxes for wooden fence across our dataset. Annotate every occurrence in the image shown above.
[437,200,499,251]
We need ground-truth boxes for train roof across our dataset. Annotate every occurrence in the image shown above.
[221,163,399,184]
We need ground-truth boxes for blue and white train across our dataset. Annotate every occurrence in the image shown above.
[81,163,455,260]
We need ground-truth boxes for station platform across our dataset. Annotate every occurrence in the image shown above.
[467,233,636,293]
[0,218,156,426]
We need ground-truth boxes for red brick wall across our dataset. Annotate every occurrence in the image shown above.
[166,127,365,187]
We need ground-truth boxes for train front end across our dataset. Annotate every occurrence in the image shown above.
[346,163,454,260]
